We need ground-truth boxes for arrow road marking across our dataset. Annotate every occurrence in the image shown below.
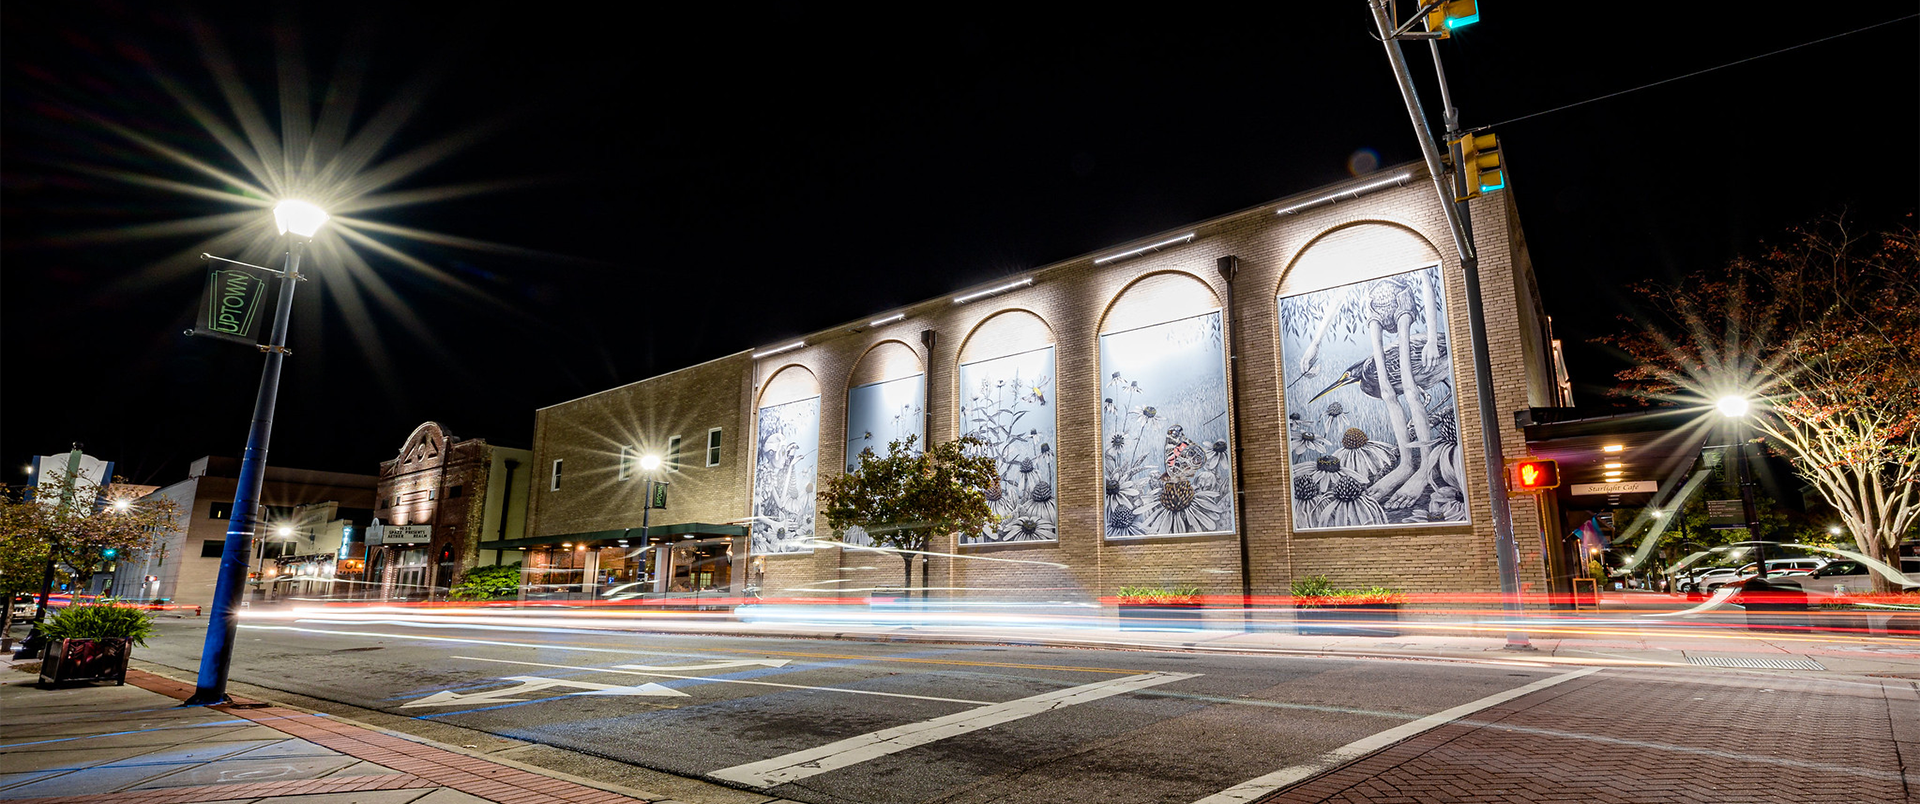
[452,655,991,705]
[709,671,1200,788]
[401,675,687,708]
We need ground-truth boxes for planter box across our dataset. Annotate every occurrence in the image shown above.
[1118,603,1203,630]
[1295,603,1402,636]
[38,638,131,687]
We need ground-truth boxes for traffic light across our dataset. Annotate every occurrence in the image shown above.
[1510,458,1560,491]
[102,548,118,559]
[1453,132,1505,200]
[1426,0,1480,37]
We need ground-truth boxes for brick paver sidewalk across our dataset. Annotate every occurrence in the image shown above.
[7,669,657,804]
[1259,670,1917,804]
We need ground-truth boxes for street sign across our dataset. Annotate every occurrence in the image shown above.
[1706,498,1746,529]
[1568,481,1656,496]
[191,264,272,346]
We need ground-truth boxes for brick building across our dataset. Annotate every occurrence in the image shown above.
[124,457,376,609]
[524,163,1570,603]
[371,422,532,598]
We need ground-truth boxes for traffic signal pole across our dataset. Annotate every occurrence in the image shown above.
[1365,0,1530,649]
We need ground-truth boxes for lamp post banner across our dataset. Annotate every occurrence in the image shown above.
[193,265,272,345]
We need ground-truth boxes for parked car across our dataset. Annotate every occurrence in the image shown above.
[1674,565,1734,593]
[1791,557,1920,597]
[1700,559,1829,594]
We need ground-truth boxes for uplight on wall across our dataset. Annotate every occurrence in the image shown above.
[869,313,905,327]
[1274,173,1412,216]
[1092,233,1195,265]
[752,341,806,359]
[953,277,1033,304]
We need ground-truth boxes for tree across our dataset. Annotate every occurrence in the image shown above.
[0,493,54,638]
[1,472,181,608]
[449,563,523,601]
[818,435,998,598]
[1600,215,1920,590]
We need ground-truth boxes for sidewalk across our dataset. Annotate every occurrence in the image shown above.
[0,667,753,804]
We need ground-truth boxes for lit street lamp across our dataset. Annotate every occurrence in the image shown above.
[186,199,327,706]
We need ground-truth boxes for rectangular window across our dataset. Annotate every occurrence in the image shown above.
[210,502,232,520]
[667,435,683,471]
[551,459,563,491]
[449,485,465,498]
[618,445,635,481]
[707,428,723,467]
[201,540,225,558]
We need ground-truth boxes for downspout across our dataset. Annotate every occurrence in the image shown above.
[1217,257,1254,620]
[496,458,519,565]
[920,328,938,602]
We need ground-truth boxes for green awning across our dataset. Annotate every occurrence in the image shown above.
[478,522,746,551]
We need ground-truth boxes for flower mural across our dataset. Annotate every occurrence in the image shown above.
[1098,311,1235,538]
[845,374,924,472]
[752,396,820,554]
[957,347,1057,544]
[1278,264,1469,529]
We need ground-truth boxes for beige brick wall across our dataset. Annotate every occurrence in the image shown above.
[528,164,1560,603]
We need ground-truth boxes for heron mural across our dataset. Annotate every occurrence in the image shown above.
[752,396,820,554]
[845,375,924,472]
[1279,265,1468,529]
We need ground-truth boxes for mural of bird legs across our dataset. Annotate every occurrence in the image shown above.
[1363,319,1419,499]
[1386,310,1438,509]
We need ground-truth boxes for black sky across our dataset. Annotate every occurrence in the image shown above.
[4,2,1916,485]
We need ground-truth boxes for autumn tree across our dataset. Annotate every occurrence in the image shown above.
[1600,214,1920,590]
[818,435,998,598]
[1,472,181,607]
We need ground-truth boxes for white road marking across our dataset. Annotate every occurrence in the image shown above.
[401,675,686,708]
[710,671,1200,788]
[451,655,992,705]
[615,658,791,672]
[1191,667,1601,804]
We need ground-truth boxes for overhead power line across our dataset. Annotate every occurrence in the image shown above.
[1479,13,1919,131]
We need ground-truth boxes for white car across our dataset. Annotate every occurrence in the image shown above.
[1701,559,1829,593]
[1791,557,1920,597]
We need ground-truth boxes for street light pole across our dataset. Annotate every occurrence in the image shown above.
[186,201,326,706]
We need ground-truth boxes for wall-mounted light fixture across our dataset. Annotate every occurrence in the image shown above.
[1274,172,1413,216]
[953,277,1033,305]
[752,341,806,359]
[1093,233,1196,265]
[869,313,905,327]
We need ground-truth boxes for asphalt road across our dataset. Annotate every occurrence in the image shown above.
[129,617,1915,804]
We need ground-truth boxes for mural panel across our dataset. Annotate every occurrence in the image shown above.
[1099,311,1235,538]
[752,396,820,554]
[845,374,925,471]
[1278,264,1469,529]
[958,347,1057,543]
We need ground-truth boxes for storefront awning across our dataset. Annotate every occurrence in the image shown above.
[478,522,747,551]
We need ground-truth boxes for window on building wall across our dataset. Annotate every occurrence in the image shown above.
[201,540,225,558]
[551,459,563,491]
[707,428,723,467]
[667,435,683,471]
[210,502,232,520]
[428,489,437,501]
[618,445,635,481]
[449,485,465,498]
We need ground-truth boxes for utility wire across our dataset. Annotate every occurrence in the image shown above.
[1476,13,1919,131]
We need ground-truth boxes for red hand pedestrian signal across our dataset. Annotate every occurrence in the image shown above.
[1511,458,1560,491]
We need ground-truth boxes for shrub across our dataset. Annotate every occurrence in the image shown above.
[449,563,522,601]
[40,604,155,646]
[1290,575,1406,608]
[1116,585,1201,605]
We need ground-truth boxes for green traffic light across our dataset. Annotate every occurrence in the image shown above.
[102,548,117,558]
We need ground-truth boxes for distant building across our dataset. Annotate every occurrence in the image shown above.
[371,422,530,599]
[122,456,376,608]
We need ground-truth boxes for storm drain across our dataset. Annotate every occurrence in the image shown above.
[1687,655,1825,670]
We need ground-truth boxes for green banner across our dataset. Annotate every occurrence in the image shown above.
[193,265,270,345]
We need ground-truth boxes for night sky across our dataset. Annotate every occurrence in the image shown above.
[4,3,1915,486]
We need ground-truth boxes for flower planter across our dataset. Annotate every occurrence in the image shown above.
[1295,603,1401,636]
[38,637,131,687]
[1118,603,1204,630]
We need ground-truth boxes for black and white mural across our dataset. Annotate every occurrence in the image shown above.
[845,375,924,471]
[1279,264,1468,529]
[1099,311,1235,538]
[958,346,1057,544]
[752,396,820,554]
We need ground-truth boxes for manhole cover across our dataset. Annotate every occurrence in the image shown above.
[1687,655,1825,670]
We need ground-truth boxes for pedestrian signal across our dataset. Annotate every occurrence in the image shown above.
[1511,458,1560,491]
